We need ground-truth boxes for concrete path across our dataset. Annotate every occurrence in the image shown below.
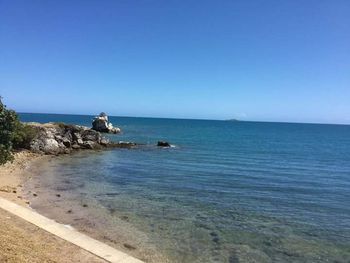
[0,197,144,263]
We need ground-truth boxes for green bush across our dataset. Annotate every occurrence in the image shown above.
[12,123,37,149]
[0,144,13,164]
[0,97,37,165]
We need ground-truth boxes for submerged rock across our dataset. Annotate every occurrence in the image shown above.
[92,112,121,134]
[114,141,137,148]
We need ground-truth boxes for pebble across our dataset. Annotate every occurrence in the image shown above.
[212,237,220,244]
[120,215,129,221]
[210,232,218,237]
[123,243,136,250]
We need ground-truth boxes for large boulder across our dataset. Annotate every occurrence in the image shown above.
[81,129,101,143]
[92,113,121,134]
[29,123,66,154]
[42,138,60,154]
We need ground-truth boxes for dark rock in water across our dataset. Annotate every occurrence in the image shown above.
[56,194,61,197]
[157,141,171,147]
[82,204,88,207]
[91,112,121,134]
[67,209,72,214]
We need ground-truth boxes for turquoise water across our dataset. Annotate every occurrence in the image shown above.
[20,113,350,262]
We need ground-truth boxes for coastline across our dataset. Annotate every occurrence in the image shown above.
[0,151,147,263]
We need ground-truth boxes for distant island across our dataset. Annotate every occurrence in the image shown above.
[225,119,240,122]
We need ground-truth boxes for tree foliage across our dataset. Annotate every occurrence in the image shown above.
[0,97,37,165]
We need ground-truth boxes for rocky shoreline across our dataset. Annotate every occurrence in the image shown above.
[0,112,173,262]
[26,122,137,155]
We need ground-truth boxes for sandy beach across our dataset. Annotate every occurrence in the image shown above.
[0,150,42,206]
[0,151,105,263]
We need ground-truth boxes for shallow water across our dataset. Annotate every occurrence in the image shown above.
[21,113,350,262]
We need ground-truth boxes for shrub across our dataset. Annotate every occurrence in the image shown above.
[0,97,18,164]
[0,144,13,164]
[12,123,38,149]
[0,97,37,164]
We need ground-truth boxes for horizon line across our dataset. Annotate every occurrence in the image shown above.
[18,111,350,127]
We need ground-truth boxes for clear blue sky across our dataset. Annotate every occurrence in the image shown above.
[1,0,349,124]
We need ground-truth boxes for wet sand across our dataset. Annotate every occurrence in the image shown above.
[0,150,167,263]
[0,151,105,262]
[23,152,171,263]
[0,150,41,205]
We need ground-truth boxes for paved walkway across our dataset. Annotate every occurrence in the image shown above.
[0,197,144,263]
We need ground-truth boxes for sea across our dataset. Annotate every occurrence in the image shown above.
[19,113,350,263]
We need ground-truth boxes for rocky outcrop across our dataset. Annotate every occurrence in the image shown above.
[92,113,121,134]
[27,122,134,155]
